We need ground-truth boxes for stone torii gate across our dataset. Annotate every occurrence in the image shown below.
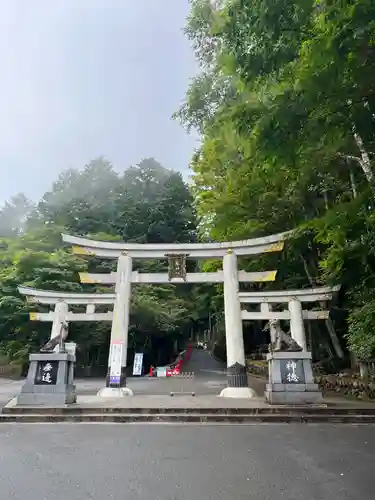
[61,231,287,398]
[239,286,341,404]
[18,286,116,347]
[238,286,341,351]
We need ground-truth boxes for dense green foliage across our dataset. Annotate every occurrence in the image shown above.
[0,158,210,373]
[177,0,375,361]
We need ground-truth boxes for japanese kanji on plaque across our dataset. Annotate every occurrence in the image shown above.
[280,359,305,384]
[34,360,59,385]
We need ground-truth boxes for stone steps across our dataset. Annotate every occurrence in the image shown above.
[3,405,375,415]
[1,409,375,423]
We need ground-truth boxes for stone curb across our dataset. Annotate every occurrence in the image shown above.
[1,413,375,423]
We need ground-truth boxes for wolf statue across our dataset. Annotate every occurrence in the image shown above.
[264,319,302,352]
[40,320,69,353]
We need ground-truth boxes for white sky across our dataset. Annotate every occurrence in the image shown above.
[0,0,199,202]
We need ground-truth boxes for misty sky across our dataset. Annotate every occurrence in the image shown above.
[0,0,199,203]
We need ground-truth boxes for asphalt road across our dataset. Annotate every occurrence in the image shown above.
[0,423,374,500]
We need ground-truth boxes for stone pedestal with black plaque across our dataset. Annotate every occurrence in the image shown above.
[265,351,322,405]
[17,352,76,405]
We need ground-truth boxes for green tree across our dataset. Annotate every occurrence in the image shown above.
[0,157,201,372]
[178,0,375,361]
[0,193,35,237]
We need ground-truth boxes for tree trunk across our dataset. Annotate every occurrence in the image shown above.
[301,255,344,358]
[359,362,369,380]
[307,321,313,354]
[352,129,375,195]
[349,168,358,199]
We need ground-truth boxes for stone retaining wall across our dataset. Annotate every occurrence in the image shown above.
[246,360,268,378]
[314,374,375,400]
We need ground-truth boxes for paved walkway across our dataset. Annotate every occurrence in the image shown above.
[0,378,24,408]
[5,394,270,409]
[182,348,225,375]
[6,392,375,411]
[75,349,229,397]
[187,349,267,395]
[0,349,229,407]
[180,348,228,393]
[2,350,374,410]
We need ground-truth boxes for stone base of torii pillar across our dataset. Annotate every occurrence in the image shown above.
[97,387,134,397]
[220,387,256,398]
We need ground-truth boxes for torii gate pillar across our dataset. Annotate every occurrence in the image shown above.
[220,251,256,398]
[98,253,133,397]
[288,299,307,351]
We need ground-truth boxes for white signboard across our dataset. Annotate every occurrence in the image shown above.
[109,343,123,385]
[132,353,144,376]
[156,366,167,378]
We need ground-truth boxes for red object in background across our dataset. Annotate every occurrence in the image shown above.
[149,366,153,377]
[166,366,181,377]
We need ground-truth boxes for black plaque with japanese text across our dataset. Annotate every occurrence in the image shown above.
[34,360,59,385]
[280,359,305,384]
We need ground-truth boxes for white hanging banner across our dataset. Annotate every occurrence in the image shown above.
[132,352,144,376]
[109,342,123,384]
